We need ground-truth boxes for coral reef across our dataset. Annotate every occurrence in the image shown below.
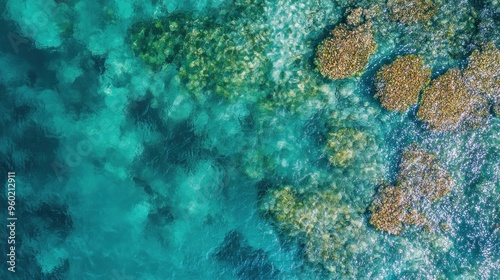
[178,9,270,100]
[377,0,477,71]
[463,43,500,112]
[261,185,367,274]
[396,145,455,201]
[375,55,431,112]
[129,1,270,100]
[387,0,438,23]
[346,7,365,27]
[322,91,387,189]
[417,69,490,131]
[370,145,454,235]
[369,185,426,235]
[315,11,377,80]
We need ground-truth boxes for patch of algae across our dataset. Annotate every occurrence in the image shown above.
[370,144,454,235]
[375,55,431,112]
[129,0,332,110]
[259,68,327,112]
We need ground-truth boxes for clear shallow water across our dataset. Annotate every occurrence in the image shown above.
[0,0,499,279]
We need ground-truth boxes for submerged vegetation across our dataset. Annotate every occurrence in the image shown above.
[261,185,368,275]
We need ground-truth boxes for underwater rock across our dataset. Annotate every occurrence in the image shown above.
[375,55,431,112]
[147,205,174,226]
[387,0,438,23]
[315,11,377,80]
[214,230,279,280]
[417,68,490,131]
[369,144,454,235]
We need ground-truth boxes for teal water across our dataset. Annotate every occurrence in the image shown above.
[0,0,499,279]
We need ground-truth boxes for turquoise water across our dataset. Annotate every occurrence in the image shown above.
[0,0,499,279]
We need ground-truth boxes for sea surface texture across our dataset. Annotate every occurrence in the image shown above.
[1,0,499,279]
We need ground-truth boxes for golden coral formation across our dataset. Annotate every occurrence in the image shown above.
[417,68,490,131]
[346,7,365,27]
[369,185,426,235]
[463,43,500,112]
[264,186,345,238]
[315,18,377,80]
[396,146,454,201]
[370,145,454,235]
[375,55,431,112]
[387,0,438,23]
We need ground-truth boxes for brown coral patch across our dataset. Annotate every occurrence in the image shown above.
[397,144,454,201]
[375,54,431,112]
[388,0,438,23]
[369,185,408,235]
[315,22,377,80]
[417,69,489,131]
[463,43,500,112]
[369,145,454,235]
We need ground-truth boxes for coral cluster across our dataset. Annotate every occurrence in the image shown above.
[129,0,270,100]
[417,69,490,131]
[261,185,367,274]
[370,145,454,235]
[396,146,455,201]
[178,9,270,100]
[387,0,438,23]
[463,43,500,114]
[369,185,426,235]
[315,11,377,80]
[375,55,431,112]
[346,7,365,27]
